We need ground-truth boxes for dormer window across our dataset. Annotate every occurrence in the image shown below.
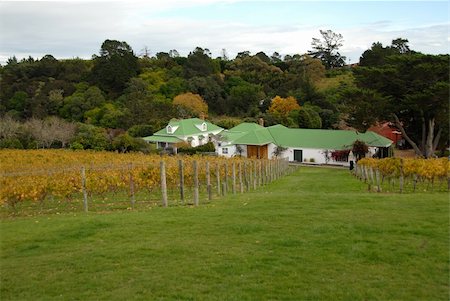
[167,125,173,134]
[201,122,207,132]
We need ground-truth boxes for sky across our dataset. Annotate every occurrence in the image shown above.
[0,0,448,65]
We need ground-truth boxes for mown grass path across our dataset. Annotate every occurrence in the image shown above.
[1,167,448,300]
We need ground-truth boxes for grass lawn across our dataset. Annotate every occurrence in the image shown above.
[1,167,448,300]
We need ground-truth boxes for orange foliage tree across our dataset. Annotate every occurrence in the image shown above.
[173,92,208,118]
[268,96,300,117]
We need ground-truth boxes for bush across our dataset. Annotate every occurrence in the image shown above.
[0,138,24,149]
[352,140,369,161]
[127,124,156,138]
[213,117,243,129]
[70,141,84,150]
[309,158,315,163]
[112,134,150,153]
[178,142,216,155]
[71,123,110,151]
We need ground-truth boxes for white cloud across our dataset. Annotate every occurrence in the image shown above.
[0,1,448,65]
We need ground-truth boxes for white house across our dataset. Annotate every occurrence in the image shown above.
[142,118,223,149]
[217,123,392,166]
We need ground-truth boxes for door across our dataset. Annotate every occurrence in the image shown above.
[247,145,268,159]
[294,149,303,162]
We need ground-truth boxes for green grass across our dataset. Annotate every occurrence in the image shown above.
[1,167,448,300]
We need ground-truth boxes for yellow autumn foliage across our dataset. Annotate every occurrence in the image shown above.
[268,96,300,117]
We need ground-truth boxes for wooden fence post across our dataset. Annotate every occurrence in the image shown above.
[193,160,199,206]
[179,159,185,204]
[375,169,381,192]
[258,160,262,187]
[206,162,212,200]
[399,159,404,193]
[248,161,253,190]
[232,162,236,194]
[129,163,135,209]
[216,163,221,196]
[160,161,168,207]
[244,162,249,191]
[224,163,229,194]
[239,162,244,193]
[253,160,257,190]
[81,167,88,212]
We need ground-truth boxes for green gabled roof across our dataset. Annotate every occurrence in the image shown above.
[142,135,183,143]
[219,131,247,145]
[267,125,393,149]
[233,128,274,146]
[229,122,264,132]
[222,123,274,146]
[357,131,393,147]
[153,118,223,137]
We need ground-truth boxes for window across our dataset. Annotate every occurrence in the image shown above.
[167,125,172,134]
[201,122,207,131]
[222,148,228,154]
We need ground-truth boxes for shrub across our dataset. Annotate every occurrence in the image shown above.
[0,138,24,149]
[352,140,369,161]
[127,124,155,138]
[178,142,216,155]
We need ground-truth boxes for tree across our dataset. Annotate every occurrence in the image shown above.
[59,83,106,122]
[173,92,208,118]
[91,40,139,95]
[308,30,346,69]
[353,53,449,157]
[71,123,109,151]
[297,105,322,129]
[225,79,265,116]
[359,39,412,67]
[339,87,386,131]
[45,116,77,148]
[188,75,225,114]
[268,96,300,117]
[184,47,218,78]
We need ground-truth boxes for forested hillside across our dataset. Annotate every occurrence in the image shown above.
[0,36,448,157]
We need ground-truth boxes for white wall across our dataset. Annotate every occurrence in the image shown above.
[285,148,351,166]
[179,129,223,147]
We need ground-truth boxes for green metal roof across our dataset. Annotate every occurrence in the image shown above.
[267,125,392,149]
[221,123,274,146]
[153,118,223,137]
[223,122,392,149]
[229,122,264,132]
[232,128,274,146]
[142,135,183,143]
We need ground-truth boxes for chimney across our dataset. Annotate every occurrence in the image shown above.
[199,112,205,120]
[258,118,264,127]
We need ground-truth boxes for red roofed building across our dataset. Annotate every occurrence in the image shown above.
[368,122,403,145]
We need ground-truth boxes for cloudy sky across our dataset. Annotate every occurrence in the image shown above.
[0,0,448,65]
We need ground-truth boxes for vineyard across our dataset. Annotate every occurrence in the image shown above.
[0,150,291,216]
[355,157,449,193]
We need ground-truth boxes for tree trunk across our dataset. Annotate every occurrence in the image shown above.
[392,114,423,157]
[420,115,426,151]
[432,128,442,156]
[425,118,435,158]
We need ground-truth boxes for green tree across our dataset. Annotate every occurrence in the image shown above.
[59,84,106,122]
[91,40,139,95]
[226,80,265,116]
[308,30,346,69]
[297,105,322,129]
[353,53,449,157]
[184,47,218,78]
